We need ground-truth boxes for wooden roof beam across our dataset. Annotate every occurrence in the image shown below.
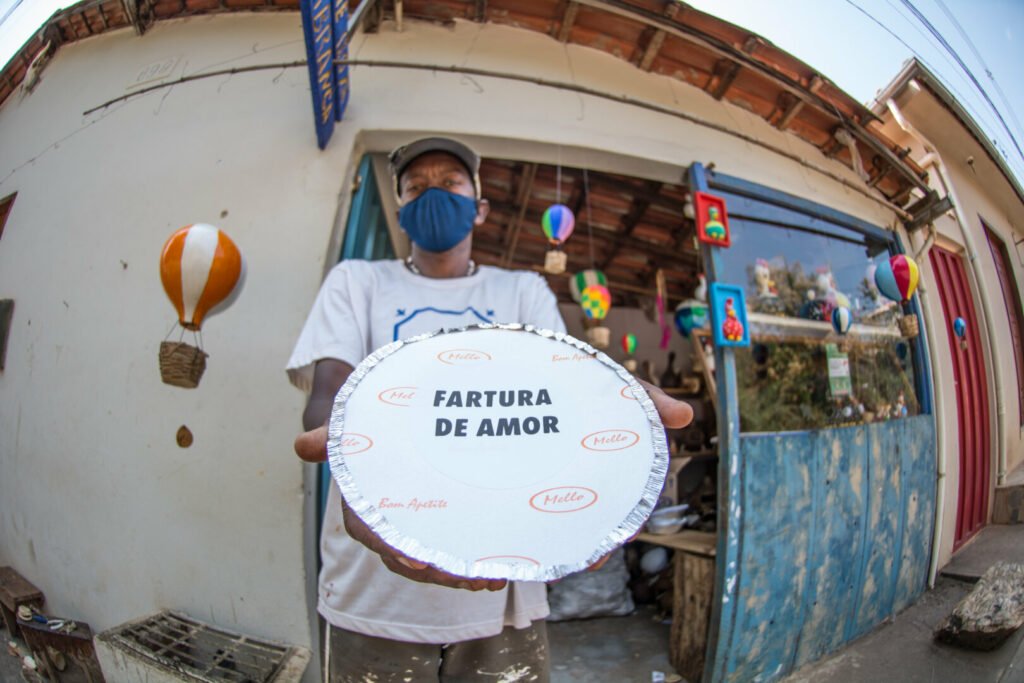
[488,200,699,265]
[774,92,805,130]
[556,2,579,43]
[707,59,741,101]
[638,28,666,71]
[572,0,930,194]
[96,3,110,30]
[599,180,661,269]
[501,163,538,267]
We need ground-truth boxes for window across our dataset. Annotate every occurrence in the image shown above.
[984,223,1024,426]
[702,171,921,433]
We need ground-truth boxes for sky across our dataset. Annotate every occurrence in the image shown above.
[0,0,1021,184]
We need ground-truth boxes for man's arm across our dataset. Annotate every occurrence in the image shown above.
[303,359,354,431]
[295,358,508,592]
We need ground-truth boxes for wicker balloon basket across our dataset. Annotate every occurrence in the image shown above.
[544,250,567,274]
[159,341,208,388]
[586,326,610,349]
[899,313,920,339]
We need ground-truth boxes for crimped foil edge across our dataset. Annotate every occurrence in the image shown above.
[326,322,669,582]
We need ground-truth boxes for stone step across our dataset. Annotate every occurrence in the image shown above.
[940,525,1024,583]
[993,465,1024,524]
[935,562,1024,650]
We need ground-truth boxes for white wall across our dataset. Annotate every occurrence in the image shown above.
[880,89,1024,571]
[0,13,337,663]
[0,9,900,671]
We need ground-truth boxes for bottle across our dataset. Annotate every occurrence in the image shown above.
[660,351,681,389]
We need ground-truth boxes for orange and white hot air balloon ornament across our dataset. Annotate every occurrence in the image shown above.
[158,223,245,388]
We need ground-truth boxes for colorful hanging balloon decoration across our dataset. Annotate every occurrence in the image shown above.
[158,223,245,388]
[621,332,637,355]
[569,269,607,303]
[674,274,709,338]
[581,284,611,348]
[621,333,638,372]
[954,316,968,349]
[541,204,575,274]
[874,255,920,303]
[831,306,852,335]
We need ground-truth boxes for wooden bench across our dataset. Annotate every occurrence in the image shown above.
[0,566,45,637]
[637,531,717,683]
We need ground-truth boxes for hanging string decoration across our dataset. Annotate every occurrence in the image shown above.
[655,269,671,350]
[874,254,920,303]
[158,223,245,388]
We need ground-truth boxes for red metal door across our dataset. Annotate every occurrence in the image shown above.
[929,245,990,548]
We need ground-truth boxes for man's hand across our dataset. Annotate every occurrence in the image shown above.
[292,379,694,586]
[585,379,693,573]
[295,425,506,592]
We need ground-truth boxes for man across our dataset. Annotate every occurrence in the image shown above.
[289,137,693,682]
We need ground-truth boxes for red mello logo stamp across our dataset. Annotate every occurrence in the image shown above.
[436,349,493,366]
[581,429,640,451]
[377,387,417,407]
[339,433,373,455]
[529,486,598,513]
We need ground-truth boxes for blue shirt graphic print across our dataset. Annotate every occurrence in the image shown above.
[393,306,495,341]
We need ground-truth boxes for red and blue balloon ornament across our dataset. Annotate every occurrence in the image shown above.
[874,254,920,303]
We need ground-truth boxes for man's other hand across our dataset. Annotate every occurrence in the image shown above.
[293,424,506,591]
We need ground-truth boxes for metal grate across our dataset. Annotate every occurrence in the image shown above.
[103,611,296,682]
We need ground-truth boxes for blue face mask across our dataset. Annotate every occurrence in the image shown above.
[398,187,478,253]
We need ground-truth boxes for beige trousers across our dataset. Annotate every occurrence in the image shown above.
[326,620,550,683]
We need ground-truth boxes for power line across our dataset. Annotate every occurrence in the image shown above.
[932,0,1024,153]
[0,0,26,26]
[899,0,1024,163]
[844,0,982,123]
[843,0,1022,180]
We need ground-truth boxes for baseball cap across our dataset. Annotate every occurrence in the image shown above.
[388,137,482,199]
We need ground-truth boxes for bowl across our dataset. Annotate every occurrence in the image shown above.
[646,504,690,534]
[646,516,685,535]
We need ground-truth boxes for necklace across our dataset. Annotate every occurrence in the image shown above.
[405,256,477,277]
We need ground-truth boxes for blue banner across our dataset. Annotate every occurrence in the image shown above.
[300,0,349,149]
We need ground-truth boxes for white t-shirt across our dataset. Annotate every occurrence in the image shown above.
[287,259,567,643]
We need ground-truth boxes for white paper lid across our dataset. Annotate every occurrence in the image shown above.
[327,324,668,581]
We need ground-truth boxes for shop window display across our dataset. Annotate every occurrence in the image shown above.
[718,219,920,433]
